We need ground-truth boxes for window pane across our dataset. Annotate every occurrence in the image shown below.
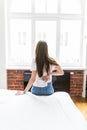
[8,0,32,13]
[9,19,32,65]
[60,0,81,14]
[35,0,58,13]
[35,21,56,59]
[60,20,81,66]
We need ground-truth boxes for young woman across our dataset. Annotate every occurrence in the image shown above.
[16,40,64,96]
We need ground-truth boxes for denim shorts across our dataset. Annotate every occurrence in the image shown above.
[31,82,54,96]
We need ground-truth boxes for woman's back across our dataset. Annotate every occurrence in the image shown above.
[32,59,57,87]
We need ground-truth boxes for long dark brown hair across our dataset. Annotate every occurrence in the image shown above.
[35,40,58,77]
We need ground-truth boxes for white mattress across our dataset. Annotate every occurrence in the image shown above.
[0,89,87,130]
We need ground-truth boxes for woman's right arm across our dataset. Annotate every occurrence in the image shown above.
[51,65,64,76]
[42,65,64,82]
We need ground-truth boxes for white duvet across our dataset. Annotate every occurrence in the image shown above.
[0,89,87,130]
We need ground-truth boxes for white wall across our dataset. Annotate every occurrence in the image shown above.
[84,1,87,74]
[0,0,7,89]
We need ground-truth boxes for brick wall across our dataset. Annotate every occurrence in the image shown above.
[7,70,84,96]
[7,70,26,91]
[70,71,83,96]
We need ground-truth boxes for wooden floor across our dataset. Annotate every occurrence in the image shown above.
[71,96,87,121]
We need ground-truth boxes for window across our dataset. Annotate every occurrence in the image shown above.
[60,20,81,66]
[8,0,32,13]
[9,19,32,65]
[35,0,58,13]
[35,21,57,59]
[6,0,84,68]
[60,0,81,14]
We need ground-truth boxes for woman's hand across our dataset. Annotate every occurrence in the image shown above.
[42,74,50,82]
[15,91,24,95]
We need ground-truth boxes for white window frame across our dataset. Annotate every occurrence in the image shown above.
[5,0,85,69]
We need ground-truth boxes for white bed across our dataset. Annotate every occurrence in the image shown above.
[0,89,87,130]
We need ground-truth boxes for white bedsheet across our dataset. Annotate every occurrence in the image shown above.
[0,89,87,130]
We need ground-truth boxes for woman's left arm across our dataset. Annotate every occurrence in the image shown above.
[15,71,36,95]
[23,71,36,94]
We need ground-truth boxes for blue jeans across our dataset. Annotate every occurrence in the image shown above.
[31,82,54,96]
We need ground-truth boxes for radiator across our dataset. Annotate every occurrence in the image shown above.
[24,71,70,93]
